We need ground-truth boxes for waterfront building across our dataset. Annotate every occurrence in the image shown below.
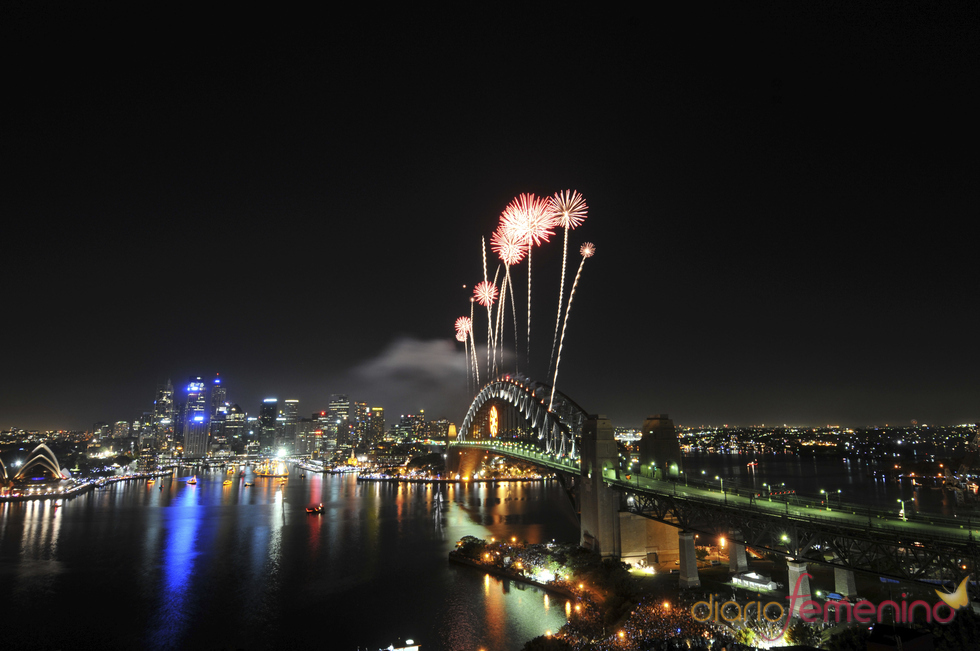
[223,404,247,452]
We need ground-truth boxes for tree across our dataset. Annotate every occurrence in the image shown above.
[734,626,756,647]
[787,621,824,648]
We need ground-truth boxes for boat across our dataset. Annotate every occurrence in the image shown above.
[187,476,197,485]
[147,479,155,485]
[306,503,324,514]
[243,482,252,487]
[223,479,232,486]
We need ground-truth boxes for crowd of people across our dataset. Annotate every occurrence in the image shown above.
[546,593,740,651]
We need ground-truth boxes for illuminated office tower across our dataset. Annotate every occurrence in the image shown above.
[296,418,317,455]
[329,394,351,446]
[259,398,278,452]
[369,407,385,445]
[223,404,247,453]
[153,379,174,450]
[210,375,226,417]
[350,401,368,447]
[183,377,210,458]
[281,399,299,452]
[93,422,111,442]
[316,410,334,450]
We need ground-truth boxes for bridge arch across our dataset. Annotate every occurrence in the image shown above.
[457,374,589,459]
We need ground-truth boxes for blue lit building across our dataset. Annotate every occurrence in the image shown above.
[182,377,210,458]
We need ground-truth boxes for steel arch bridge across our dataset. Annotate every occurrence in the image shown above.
[456,373,589,459]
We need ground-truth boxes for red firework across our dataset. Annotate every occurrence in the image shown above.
[455,316,472,336]
[547,190,588,229]
[580,242,596,258]
[473,280,499,307]
[490,226,527,266]
[455,330,467,342]
[499,193,554,247]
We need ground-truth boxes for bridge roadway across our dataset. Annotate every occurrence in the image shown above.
[451,439,978,538]
[449,439,980,583]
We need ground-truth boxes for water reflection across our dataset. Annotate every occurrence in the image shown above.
[147,477,202,646]
[1,471,577,651]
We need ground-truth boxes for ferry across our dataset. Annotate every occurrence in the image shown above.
[253,460,289,478]
[223,479,232,486]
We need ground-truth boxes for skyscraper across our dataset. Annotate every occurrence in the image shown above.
[182,377,210,458]
[369,407,385,445]
[259,398,278,452]
[282,399,299,452]
[210,374,226,417]
[153,379,174,451]
[329,394,351,446]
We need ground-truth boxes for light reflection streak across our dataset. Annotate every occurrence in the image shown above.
[148,478,202,646]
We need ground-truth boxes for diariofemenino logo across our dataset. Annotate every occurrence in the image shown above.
[690,573,967,643]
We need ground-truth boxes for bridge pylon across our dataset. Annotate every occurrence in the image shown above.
[580,414,621,556]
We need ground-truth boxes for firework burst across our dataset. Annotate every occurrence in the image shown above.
[490,227,527,266]
[455,316,472,337]
[499,192,554,371]
[500,192,554,246]
[473,280,498,308]
[490,226,527,374]
[547,189,588,230]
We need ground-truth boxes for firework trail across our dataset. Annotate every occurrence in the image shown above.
[473,279,498,379]
[546,190,588,376]
[469,299,479,386]
[488,266,501,375]
[455,316,473,393]
[481,237,488,285]
[490,226,527,375]
[456,328,470,394]
[500,193,554,372]
[549,242,595,411]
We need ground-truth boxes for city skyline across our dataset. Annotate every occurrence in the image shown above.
[4,7,977,431]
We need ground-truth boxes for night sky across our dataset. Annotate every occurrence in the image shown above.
[4,6,977,431]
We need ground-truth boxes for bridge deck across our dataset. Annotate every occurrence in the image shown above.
[603,471,978,544]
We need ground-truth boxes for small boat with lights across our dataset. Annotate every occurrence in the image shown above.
[306,503,324,514]
[223,479,232,486]
[187,476,197,485]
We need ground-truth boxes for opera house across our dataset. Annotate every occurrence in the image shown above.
[1,444,71,495]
